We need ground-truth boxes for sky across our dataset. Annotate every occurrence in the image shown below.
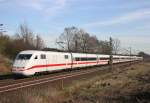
[0,0,150,54]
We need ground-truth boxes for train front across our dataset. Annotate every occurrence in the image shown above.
[12,51,33,76]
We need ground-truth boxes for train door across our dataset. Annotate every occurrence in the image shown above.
[96,55,99,65]
[52,55,57,64]
[40,54,47,72]
[51,54,58,70]
[64,54,71,69]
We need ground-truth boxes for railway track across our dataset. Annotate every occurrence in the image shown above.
[0,61,139,94]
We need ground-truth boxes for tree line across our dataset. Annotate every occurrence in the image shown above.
[0,23,44,59]
[57,26,120,54]
[0,24,147,60]
[0,25,126,59]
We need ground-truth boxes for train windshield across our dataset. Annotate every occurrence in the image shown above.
[16,54,32,60]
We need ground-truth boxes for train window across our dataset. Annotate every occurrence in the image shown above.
[113,58,119,60]
[81,58,87,61]
[75,57,97,61]
[34,55,38,59]
[100,58,108,60]
[41,54,46,59]
[75,58,80,61]
[65,55,68,59]
[87,58,96,61]
[16,54,32,60]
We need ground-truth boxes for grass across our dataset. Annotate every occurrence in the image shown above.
[62,61,150,103]
[1,61,150,103]
[0,54,11,74]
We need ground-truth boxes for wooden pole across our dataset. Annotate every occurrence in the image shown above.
[109,37,113,69]
[61,79,64,90]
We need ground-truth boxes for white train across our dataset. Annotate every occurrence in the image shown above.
[12,50,143,76]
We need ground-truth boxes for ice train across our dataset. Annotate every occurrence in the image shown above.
[12,50,143,76]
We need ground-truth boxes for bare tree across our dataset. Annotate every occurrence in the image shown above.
[15,23,35,49]
[35,35,45,50]
[80,32,90,53]
[0,34,10,54]
[57,27,96,53]
[112,38,121,54]
[72,29,89,52]
[85,35,99,53]
[57,26,78,51]
[14,23,45,50]
[71,33,80,52]
[57,26,121,54]
[98,40,110,54]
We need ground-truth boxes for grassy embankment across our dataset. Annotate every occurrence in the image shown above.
[1,61,150,103]
[0,54,11,75]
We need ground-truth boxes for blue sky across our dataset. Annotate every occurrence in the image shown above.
[0,0,150,54]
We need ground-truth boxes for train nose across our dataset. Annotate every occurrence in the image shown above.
[13,60,28,67]
[12,66,25,71]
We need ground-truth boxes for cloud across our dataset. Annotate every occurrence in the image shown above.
[0,0,8,3]
[44,0,67,17]
[1,0,67,16]
[0,0,4,2]
[119,35,150,45]
[18,0,44,10]
[84,8,150,28]
[118,35,150,54]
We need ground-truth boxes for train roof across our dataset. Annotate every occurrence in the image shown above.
[19,50,39,54]
[19,50,142,58]
[19,50,70,54]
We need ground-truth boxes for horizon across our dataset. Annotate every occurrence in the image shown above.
[0,0,150,54]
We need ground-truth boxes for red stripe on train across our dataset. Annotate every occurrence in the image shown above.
[14,61,108,71]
